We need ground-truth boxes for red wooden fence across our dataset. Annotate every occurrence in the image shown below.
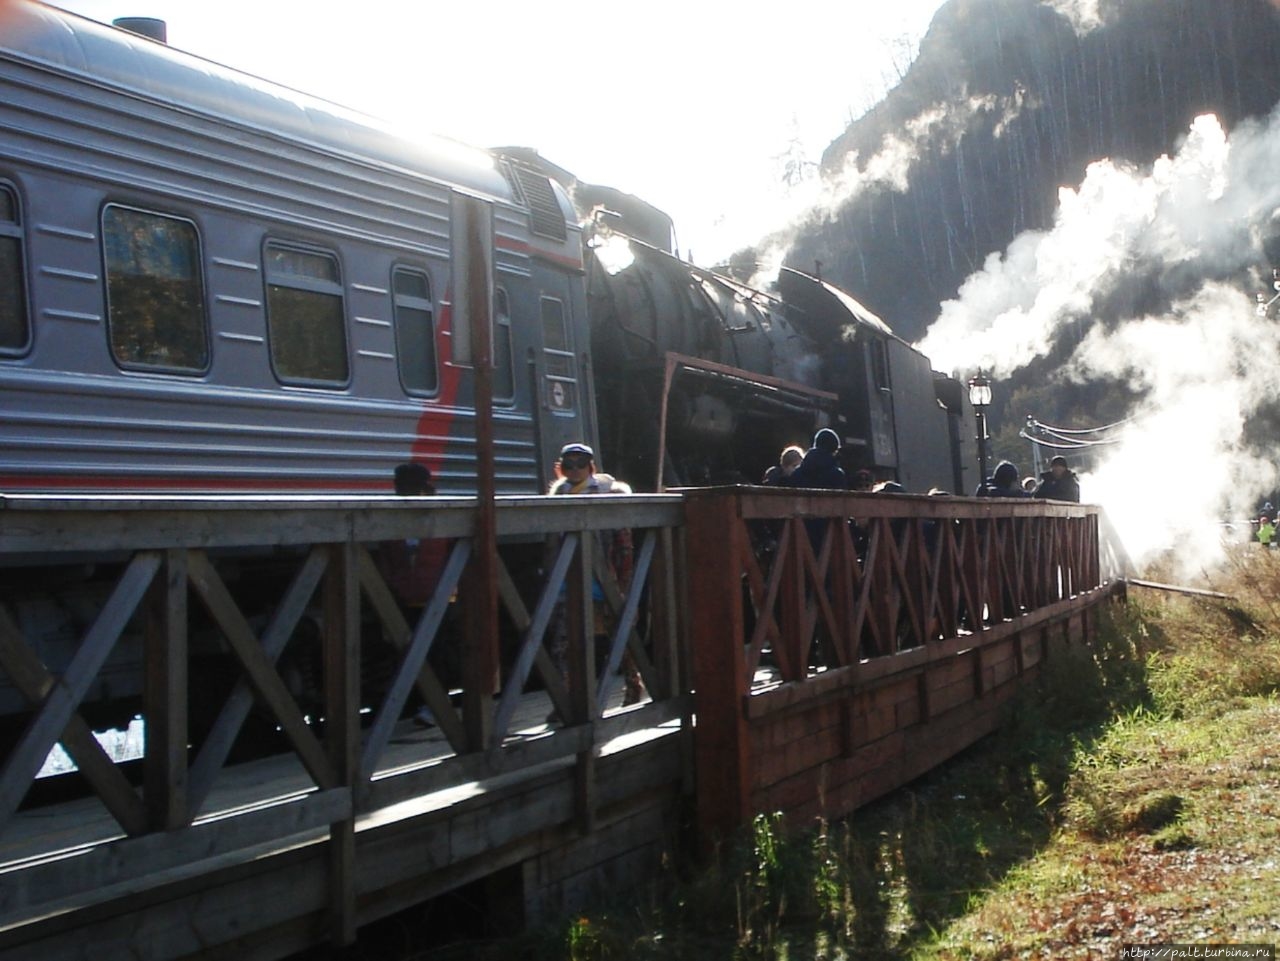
[683,486,1126,845]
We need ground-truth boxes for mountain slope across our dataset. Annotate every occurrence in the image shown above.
[778,0,1280,346]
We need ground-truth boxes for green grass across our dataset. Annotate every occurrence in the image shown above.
[413,546,1280,960]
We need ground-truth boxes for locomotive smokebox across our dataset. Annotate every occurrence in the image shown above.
[112,18,167,43]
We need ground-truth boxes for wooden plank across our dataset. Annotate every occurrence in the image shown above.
[0,788,350,926]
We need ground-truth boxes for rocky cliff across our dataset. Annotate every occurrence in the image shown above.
[774,0,1280,348]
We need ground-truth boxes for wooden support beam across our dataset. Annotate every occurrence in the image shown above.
[324,540,360,948]
[188,547,329,814]
[568,527,596,834]
[683,489,752,849]
[186,551,335,791]
[145,549,188,831]
[359,539,472,778]
[491,533,578,749]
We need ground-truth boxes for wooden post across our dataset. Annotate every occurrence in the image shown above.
[145,548,188,830]
[568,525,596,833]
[324,540,360,948]
[779,516,805,681]
[684,489,752,850]
[453,192,498,754]
[652,525,680,700]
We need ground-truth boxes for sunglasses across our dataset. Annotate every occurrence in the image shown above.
[560,455,591,469]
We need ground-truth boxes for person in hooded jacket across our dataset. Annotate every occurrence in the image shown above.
[787,428,847,490]
[1033,455,1081,503]
[976,460,1032,498]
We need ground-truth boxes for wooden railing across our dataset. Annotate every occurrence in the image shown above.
[0,493,686,944]
[0,488,1129,957]
[682,487,1126,841]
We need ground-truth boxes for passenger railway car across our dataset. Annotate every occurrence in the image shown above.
[0,1,595,495]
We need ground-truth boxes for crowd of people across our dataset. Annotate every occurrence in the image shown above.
[374,434,1087,730]
[758,429,1083,503]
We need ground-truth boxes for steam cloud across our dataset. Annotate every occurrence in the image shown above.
[750,92,1027,287]
[916,107,1280,571]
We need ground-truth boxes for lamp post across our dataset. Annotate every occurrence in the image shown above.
[968,371,992,488]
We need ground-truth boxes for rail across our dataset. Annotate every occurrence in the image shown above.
[682,486,1126,840]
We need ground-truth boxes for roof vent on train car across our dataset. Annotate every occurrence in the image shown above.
[506,165,568,242]
[112,18,168,43]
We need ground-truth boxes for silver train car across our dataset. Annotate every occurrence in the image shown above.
[0,0,595,495]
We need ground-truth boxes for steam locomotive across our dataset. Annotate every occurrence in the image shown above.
[0,2,979,739]
[0,0,977,500]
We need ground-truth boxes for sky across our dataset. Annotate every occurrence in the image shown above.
[46,0,946,266]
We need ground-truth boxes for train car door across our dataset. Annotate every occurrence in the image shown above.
[533,271,598,489]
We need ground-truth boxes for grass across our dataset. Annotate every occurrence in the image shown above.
[410,545,1280,960]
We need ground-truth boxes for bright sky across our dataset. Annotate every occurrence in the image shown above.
[46,0,946,264]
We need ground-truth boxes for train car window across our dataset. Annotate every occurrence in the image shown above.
[0,185,29,354]
[869,338,891,392]
[264,244,349,386]
[102,205,208,372]
[540,296,577,412]
[392,266,438,395]
[493,287,514,404]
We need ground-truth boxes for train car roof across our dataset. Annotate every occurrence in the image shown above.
[2,1,517,204]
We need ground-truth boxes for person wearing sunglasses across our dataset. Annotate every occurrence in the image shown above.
[548,442,630,496]
[545,442,643,708]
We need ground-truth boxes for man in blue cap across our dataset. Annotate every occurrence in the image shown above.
[548,442,631,495]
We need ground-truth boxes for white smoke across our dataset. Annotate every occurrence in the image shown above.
[1040,0,1104,34]
[915,107,1280,573]
[815,94,1023,223]
[1074,284,1280,567]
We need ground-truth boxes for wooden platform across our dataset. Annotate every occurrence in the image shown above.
[0,688,687,961]
[0,489,1127,960]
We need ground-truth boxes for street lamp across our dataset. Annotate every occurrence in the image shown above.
[968,371,992,487]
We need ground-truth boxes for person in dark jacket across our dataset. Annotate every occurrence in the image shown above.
[788,428,847,490]
[762,445,804,486]
[976,460,1032,498]
[1033,455,1081,503]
